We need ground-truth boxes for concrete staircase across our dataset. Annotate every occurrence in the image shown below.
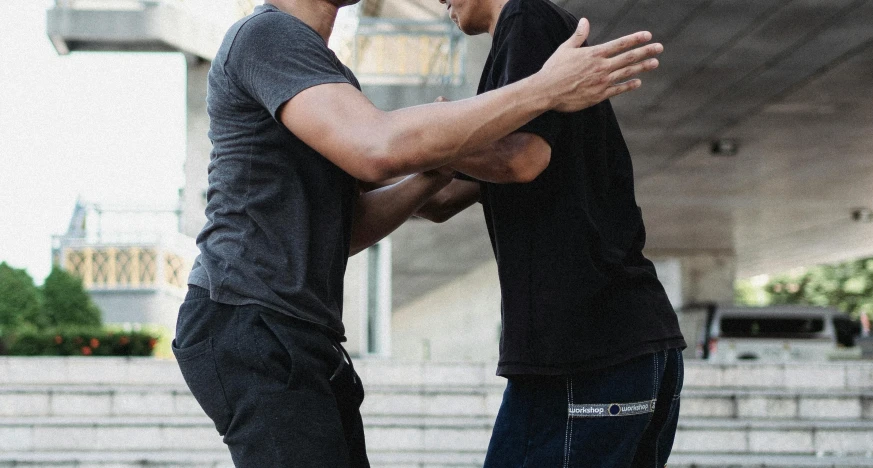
[1,358,871,467]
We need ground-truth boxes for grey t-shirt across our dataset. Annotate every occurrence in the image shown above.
[188,4,360,339]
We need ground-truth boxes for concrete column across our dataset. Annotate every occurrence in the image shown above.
[344,252,368,357]
[180,57,211,238]
[343,241,393,358]
[648,249,737,357]
[392,260,501,363]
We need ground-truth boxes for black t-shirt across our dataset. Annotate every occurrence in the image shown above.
[468,0,686,375]
[188,4,359,340]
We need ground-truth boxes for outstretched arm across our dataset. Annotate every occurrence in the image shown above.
[448,133,550,183]
[350,171,454,255]
[281,20,662,182]
[421,97,550,184]
[415,179,481,223]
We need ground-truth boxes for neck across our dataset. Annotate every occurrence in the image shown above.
[486,0,508,36]
[268,0,340,43]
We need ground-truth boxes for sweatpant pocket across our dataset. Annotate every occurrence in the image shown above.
[173,337,233,435]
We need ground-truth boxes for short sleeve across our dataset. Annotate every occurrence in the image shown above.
[490,13,563,147]
[224,12,351,119]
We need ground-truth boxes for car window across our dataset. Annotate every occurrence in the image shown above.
[719,317,825,339]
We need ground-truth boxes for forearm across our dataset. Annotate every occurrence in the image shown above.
[449,133,551,184]
[350,172,452,255]
[415,179,481,223]
[374,75,551,178]
[283,24,662,183]
[448,139,518,184]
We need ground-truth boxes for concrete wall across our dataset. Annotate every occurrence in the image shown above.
[648,250,737,307]
[649,249,738,356]
[90,288,186,335]
[360,33,491,111]
[392,260,501,362]
[391,250,737,363]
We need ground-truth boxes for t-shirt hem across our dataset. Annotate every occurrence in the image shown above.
[186,278,347,342]
[495,337,687,377]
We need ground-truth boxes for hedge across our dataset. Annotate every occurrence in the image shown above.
[1,328,158,357]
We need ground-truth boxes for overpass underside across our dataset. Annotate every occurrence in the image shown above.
[390,0,873,309]
[554,0,873,277]
[45,0,873,310]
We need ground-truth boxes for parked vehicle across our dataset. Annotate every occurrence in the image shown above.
[702,306,847,362]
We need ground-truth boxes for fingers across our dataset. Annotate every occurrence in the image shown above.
[608,58,659,84]
[604,79,642,100]
[593,30,653,58]
[559,17,590,49]
[608,42,663,71]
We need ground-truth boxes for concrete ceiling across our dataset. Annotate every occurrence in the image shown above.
[553,0,873,277]
[390,0,873,307]
[44,0,873,305]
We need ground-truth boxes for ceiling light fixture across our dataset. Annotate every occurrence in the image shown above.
[710,139,738,157]
[851,208,873,223]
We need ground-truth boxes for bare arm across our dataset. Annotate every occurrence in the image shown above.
[350,171,453,255]
[280,20,662,182]
[448,132,551,184]
[415,179,481,223]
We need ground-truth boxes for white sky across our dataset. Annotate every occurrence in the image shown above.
[0,0,186,284]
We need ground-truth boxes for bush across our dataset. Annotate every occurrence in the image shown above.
[39,266,102,329]
[0,262,41,335]
[1,328,158,357]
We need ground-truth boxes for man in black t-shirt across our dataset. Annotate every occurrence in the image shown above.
[172,0,667,466]
[417,0,687,465]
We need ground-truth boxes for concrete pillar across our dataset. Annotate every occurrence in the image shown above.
[344,241,393,358]
[392,260,501,363]
[180,57,211,238]
[648,249,737,358]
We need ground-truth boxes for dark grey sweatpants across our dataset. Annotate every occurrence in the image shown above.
[172,286,369,468]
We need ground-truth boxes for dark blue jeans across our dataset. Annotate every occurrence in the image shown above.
[484,349,683,468]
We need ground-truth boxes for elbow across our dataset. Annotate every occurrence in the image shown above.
[505,151,551,183]
[357,149,401,183]
[507,164,543,184]
[357,135,413,183]
[357,163,394,184]
[353,116,409,183]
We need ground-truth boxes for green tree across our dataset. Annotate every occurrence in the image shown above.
[39,266,102,329]
[762,257,873,319]
[0,262,41,334]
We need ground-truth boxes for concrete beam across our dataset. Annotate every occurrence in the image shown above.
[46,3,223,60]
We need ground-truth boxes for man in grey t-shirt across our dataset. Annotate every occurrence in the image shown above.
[172,0,664,466]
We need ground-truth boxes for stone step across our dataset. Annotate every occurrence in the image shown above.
[0,452,233,468]
[2,358,873,391]
[674,419,873,456]
[2,452,873,468]
[669,454,873,468]
[3,416,872,456]
[2,385,871,421]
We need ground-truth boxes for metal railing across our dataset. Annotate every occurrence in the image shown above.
[52,202,197,291]
[53,239,195,291]
[336,18,466,85]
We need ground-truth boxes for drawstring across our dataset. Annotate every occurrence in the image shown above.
[330,340,357,384]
